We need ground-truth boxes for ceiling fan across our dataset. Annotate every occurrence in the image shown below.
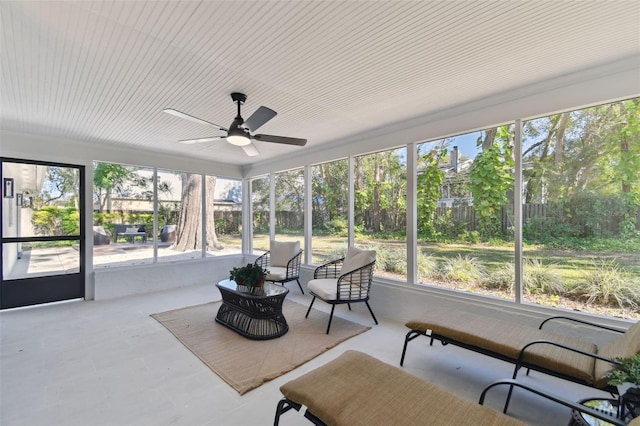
[164,93,307,157]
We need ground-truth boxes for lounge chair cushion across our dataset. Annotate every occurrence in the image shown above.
[266,266,287,281]
[307,278,339,300]
[594,321,640,388]
[340,246,376,275]
[280,350,524,426]
[406,311,598,384]
[270,240,300,267]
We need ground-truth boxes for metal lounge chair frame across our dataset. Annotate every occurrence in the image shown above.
[401,314,627,407]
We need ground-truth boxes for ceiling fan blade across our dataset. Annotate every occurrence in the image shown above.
[178,136,226,145]
[163,108,228,131]
[241,143,260,157]
[252,134,307,146]
[243,106,277,132]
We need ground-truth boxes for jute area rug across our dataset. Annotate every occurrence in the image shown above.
[151,300,370,395]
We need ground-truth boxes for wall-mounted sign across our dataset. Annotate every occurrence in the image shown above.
[4,178,14,198]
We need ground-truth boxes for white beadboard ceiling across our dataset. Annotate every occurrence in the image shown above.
[1,1,639,168]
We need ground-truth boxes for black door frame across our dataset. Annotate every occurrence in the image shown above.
[1,157,85,309]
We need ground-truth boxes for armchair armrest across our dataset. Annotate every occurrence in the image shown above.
[479,379,626,425]
[285,250,303,278]
[314,257,344,279]
[539,316,626,334]
[335,260,376,300]
[255,251,270,269]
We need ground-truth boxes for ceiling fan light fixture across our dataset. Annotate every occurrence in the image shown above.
[227,125,251,146]
[227,134,250,146]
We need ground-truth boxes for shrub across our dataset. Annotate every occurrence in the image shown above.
[482,264,513,291]
[572,259,640,309]
[324,218,348,236]
[522,258,565,295]
[417,251,439,281]
[373,245,406,274]
[440,255,486,283]
[482,259,565,295]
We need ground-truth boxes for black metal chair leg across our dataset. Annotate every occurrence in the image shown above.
[305,297,316,318]
[365,301,378,325]
[347,303,351,310]
[326,304,336,334]
[400,330,425,366]
[274,398,301,426]
[503,383,515,413]
[295,279,304,294]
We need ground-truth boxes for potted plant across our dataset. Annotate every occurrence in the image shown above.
[605,354,640,396]
[229,263,268,288]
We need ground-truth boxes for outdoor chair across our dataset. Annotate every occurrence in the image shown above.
[255,240,304,294]
[305,246,378,334]
[274,350,628,426]
[400,311,639,409]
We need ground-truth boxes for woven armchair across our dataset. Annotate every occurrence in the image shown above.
[305,247,378,334]
[255,240,304,294]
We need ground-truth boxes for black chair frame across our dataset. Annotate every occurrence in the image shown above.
[255,249,304,294]
[305,258,378,334]
[400,315,623,412]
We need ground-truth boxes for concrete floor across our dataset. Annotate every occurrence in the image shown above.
[0,283,613,426]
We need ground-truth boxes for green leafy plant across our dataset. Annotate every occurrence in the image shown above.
[440,254,486,283]
[605,354,640,386]
[229,263,268,287]
[572,259,640,309]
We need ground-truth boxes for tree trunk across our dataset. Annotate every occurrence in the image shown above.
[372,155,383,233]
[173,174,223,252]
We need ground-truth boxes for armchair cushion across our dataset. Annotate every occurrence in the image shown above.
[270,240,301,267]
[266,266,287,281]
[340,246,376,275]
[307,278,339,300]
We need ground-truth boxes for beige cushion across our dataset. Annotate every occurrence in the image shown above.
[406,311,598,384]
[340,246,376,275]
[280,350,525,426]
[594,321,640,387]
[270,240,300,267]
[266,266,287,281]
[308,278,338,299]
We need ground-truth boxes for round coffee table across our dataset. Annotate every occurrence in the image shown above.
[215,279,289,340]
[570,398,624,426]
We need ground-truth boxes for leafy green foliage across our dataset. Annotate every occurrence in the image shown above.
[572,259,640,308]
[605,354,640,386]
[440,255,486,283]
[229,263,267,287]
[522,259,565,295]
[468,126,514,239]
[373,245,407,274]
[31,206,79,236]
[482,259,565,295]
[417,145,446,238]
[417,251,439,281]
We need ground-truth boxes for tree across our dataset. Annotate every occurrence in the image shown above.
[39,167,80,210]
[93,163,133,213]
[173,174,223,251]
[417,144,446,238]
[468,126,514,238]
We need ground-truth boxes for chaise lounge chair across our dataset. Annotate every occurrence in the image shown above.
[400,311,638,403]
[274,350,628,426]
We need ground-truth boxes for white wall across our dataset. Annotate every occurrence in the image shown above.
[94,255,243,300]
